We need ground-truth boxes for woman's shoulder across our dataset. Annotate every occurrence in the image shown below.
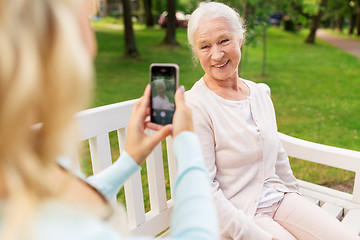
[242,79,271,98]
[185,79,209,106]
[186,79,204,97]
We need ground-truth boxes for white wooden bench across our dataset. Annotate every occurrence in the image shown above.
[76,98,360,237]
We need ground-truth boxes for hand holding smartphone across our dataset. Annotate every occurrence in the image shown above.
[150,63,179,125]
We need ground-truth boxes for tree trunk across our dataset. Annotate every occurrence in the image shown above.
[163,0,178,45]
[329,17,335,29]
[242,0,248,20]
[357,2,360,37]
[349,13,357,35]
[137,0,143,24]
[262,24,267,77]
[123,0,140,57]
[143,0,154,27]
[305,0,327,44]
[336,16,344,33]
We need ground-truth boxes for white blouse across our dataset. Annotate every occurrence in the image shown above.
[186,78,299,240]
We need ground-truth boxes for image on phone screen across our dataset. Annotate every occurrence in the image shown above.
[150,64,178,125]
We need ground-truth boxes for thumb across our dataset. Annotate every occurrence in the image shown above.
[147,125,172,149]
[174,85,185,107]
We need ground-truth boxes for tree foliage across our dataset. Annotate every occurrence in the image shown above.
[178,0,198,13]
[119,0,359,73]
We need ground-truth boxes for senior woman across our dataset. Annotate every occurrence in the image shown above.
[186,2,359,240]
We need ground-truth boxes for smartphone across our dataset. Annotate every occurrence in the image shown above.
[150,63,179,125]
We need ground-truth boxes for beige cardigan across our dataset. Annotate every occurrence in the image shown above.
[186,78,299,240]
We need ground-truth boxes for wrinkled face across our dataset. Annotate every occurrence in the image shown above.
[194,17,242,82]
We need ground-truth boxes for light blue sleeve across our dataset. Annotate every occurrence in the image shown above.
[169,131,219,240]
[87,151,141,200]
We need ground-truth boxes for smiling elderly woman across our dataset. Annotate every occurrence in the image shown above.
[186,2,359,240]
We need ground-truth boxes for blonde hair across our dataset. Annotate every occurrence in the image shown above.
[0,0,93,238]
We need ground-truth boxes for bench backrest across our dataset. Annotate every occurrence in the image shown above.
[279,132,360,205]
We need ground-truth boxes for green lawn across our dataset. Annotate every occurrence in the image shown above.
[83,20,360,206]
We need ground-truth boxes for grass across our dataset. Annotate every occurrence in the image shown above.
[83,20,360,207]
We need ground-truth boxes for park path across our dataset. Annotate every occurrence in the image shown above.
[316,29,360,58]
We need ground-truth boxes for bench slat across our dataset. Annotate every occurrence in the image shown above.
[299,180,360,210]
[147,141,168,213]
[117,128,126,152]
[131,201,173,235]
[124,170,146,228]
[89,133,113,175]
[342,209,360,236]
[321,202,343,220]
[165,136,177,197]
[303,196,320,206]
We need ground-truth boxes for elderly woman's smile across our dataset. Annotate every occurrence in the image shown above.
[213,60,229,68]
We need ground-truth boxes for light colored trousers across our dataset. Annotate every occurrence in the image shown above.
[255,193,359,240]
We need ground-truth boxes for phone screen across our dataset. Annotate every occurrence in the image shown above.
[150,64,178,125]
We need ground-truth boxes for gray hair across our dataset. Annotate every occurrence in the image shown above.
[155,79,166,88]
[187,2,246,52]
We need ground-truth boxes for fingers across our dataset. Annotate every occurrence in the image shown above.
[138,84,151,112]
[143,84,151,102]
[145,121,167,132]
[132,84,151,122]
[171,85,194,137]
[148,125,172,146]
[145,121,172,142]
[174,85,185,108]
